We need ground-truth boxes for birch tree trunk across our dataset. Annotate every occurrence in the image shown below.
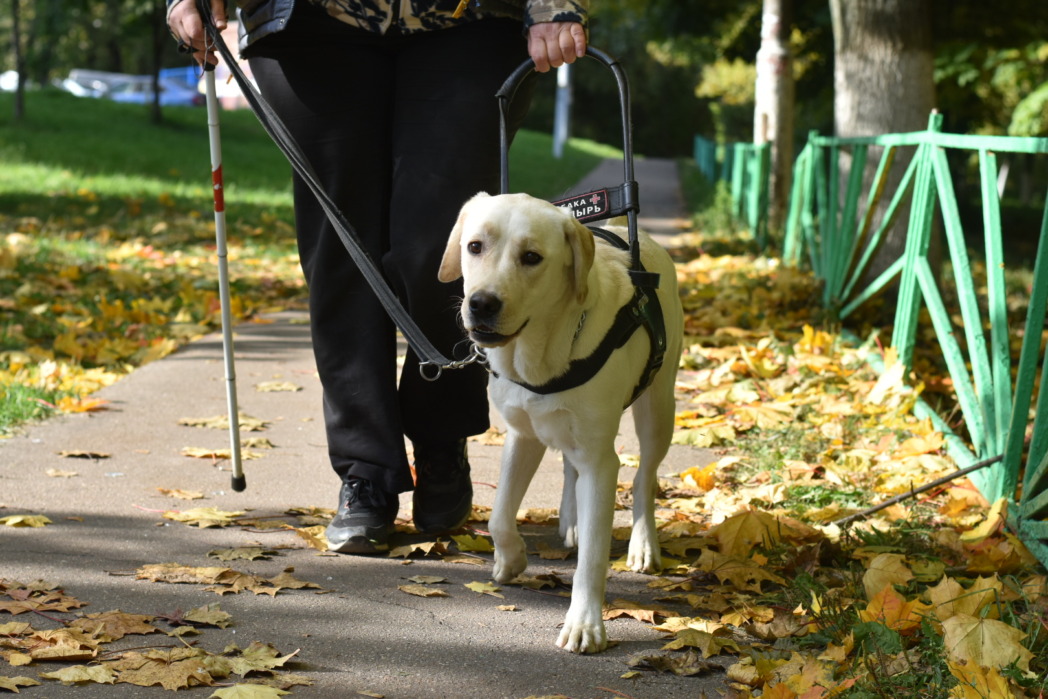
[753,0,795,230]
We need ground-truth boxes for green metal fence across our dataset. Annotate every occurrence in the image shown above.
[694,135,771,246]
[781,113,1048,565]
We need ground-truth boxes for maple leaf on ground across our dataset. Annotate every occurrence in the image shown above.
[858,584,929,636]
[157,487,205,500]
[941,614,1034,673]
[209,547,275,562]
[603,598,676,624]
[223,642,299,676]
[451,533,494,553]
[178,413,269,432]
[947,659,1015,699]
[399,584,449,598]
[109,647,216,691]
[38,664,117,686]
[163,507,246,528]
[695,549,787,593]
[20,627,100,661]
[0,514,52,528]
[210,685,290,698]
[0,676,39,692]
[68,610,160,641]
[661,627,742,657]
[294,524,329,551]
[136,563,231,585]
[626,649,719,676]
[183,603,234,628]
[861,553,913,601]
[464,581,504,598]
[707,510,784,557]
[534,541,572,560]
[927,575,1003,624]
[388,541,447,558]
[0,589,85,615]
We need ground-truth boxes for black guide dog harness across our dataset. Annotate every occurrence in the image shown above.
[490,226,667,409]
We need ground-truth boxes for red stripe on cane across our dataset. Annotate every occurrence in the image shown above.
[212,165,225,213]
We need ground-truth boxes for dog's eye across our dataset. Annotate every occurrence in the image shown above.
[467,241,482,255]
[521,251,543,266]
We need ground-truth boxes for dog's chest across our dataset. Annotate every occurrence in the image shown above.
[491,384,580,451]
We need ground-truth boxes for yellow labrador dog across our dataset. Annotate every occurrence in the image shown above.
[439,192,683,653]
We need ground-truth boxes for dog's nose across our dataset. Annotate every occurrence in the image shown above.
[469,291,502,321]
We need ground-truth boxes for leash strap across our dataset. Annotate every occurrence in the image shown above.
[194,2,465,379]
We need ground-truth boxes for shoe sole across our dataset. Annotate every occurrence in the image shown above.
[328,535,389,555]
[413,511,470,536]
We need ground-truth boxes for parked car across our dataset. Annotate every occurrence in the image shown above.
[107,75,205,107]
[58,69,204,107]
[60,69,130,98]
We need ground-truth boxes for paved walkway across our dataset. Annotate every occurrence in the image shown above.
[0,158,722,698]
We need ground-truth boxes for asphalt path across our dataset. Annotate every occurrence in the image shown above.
[0,157,733,698]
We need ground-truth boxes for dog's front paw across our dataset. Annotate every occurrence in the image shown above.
[556,611,608,654]
[627,529,662,574]
[492,537,528,583]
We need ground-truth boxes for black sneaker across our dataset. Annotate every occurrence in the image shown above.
[325,477,398,554]
[412,438,473,535]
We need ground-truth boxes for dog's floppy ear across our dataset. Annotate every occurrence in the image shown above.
[439,192,489,282]
[564,215,595,304]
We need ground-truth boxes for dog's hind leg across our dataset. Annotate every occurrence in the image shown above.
[625,374,675,574]
[559,460,578,548]
[491,432,546,584]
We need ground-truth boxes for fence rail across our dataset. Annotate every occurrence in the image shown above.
[696,116,1048,566]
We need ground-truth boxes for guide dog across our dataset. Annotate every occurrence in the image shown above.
[438,192,683,653]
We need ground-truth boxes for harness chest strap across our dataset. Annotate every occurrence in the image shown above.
[490,228,667,408]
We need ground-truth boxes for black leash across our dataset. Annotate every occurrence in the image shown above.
[194,1,479,380]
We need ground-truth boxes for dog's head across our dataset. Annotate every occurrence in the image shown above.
[439,192,595,348]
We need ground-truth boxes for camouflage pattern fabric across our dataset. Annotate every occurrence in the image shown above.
[307,0,588,34]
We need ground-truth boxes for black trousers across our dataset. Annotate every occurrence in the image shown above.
[247,4,533,494]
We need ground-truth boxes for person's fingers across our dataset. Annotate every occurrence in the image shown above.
[168,0,221,66]
[527,23,587,73]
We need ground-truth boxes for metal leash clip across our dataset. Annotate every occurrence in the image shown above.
[418,344,488,382]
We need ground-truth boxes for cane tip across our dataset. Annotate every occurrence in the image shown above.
[231,475,247,492]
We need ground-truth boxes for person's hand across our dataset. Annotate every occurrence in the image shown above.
[527,22,587,73]
[168,0,228,66]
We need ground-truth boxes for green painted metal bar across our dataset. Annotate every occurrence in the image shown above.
[913,256,991,477]
[1013,192,1048,501]
[813,129,1048,154]
[1022,467,1048,519]
[839,257,905,320]
[930,146,993,458]
[840,149,917,304]
[801,141,819,273]
[827,145,868,306]
[731,143,746,219]
[783,143,810,266]
[813,139,829,280]
[978,150,1013,458]
[891,140,937,368]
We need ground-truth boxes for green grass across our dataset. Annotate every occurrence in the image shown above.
[0,89,621,434]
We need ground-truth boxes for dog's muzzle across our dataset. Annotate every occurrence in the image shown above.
[467,291,526,346]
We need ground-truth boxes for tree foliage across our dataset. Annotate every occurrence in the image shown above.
[2,1,1047,153]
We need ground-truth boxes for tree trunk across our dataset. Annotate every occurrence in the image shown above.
[12,0,24,121]
[753,0,795,231]
[150,0,164,124]
[829,0,935,300]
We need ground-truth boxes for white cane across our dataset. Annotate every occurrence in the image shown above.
[204,63,246,492]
